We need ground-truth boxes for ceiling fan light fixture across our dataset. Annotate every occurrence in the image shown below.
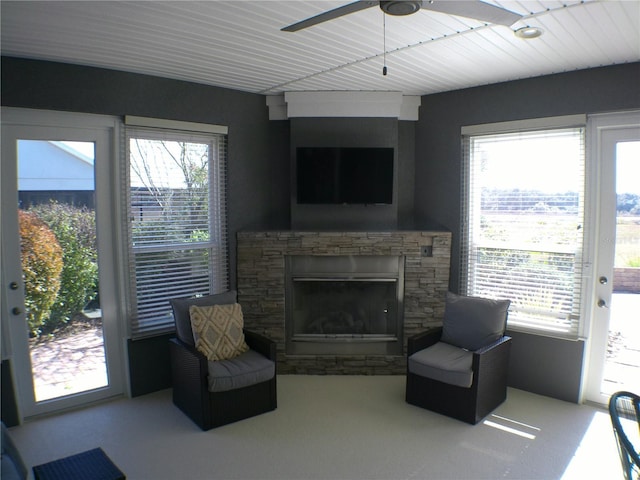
[514,26,543,39]
[380,1,423,16]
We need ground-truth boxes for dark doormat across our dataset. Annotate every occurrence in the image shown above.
[32,447,125,480]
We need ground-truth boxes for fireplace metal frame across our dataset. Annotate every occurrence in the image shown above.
[284,255,405,356]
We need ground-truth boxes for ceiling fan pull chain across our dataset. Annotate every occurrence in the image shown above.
[383,12,388,76]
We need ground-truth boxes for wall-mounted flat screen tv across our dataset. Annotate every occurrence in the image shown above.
[296,147,394,205]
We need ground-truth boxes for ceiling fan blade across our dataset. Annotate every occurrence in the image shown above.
[282,1,379,32]
[422,0,522,27]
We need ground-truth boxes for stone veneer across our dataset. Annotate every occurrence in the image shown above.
[237,231,451,374]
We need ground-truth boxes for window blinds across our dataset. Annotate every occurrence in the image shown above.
[461,125,586,340]
[124,125,228,338]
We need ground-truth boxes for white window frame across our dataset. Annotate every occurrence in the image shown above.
[122,117,229,338]
[460,115,588,340]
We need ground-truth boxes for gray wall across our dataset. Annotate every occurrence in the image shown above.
[1,360,20,427]
[290,117,399,230]
[2,56,639,405]
[288,118,417,231]
[397,121,416,228]
[415,62,640,402]
[1,56,292,290]
[1,56,290,397]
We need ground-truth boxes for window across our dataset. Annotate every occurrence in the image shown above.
[123,118,228,338]
[461,117,587,339]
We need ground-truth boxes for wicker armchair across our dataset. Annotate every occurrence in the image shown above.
[406,292,512,424]
[609,391,640,480]
[169,291,277,430]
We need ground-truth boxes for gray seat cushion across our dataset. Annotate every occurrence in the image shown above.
[408,341,474,388]
[440,292,510,351]
[207,349,275,392]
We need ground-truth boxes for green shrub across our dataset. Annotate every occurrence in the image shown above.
[19,210,63,336]
[29,202,98,332]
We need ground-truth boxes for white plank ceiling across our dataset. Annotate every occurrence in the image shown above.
[1,1,639,96]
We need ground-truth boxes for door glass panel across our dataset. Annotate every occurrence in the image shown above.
[602,140,640,395]
[18,140,108,401]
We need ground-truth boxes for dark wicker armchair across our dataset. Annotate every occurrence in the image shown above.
[406,292,512,424]
[609,391,640,480]
[169,291,277,430]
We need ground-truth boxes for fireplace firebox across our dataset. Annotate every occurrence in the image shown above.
[285,255,404,355]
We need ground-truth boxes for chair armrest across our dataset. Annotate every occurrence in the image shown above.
[169,337,208,383]
[2,422,28,480]
[472,336,512,374]
[169,337,211,429]
[474,335,512,355]
[244,329,277,361]
[407,327,443,355]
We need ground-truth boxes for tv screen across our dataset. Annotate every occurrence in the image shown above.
[296,147,393,205]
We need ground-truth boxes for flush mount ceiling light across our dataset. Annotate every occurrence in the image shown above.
[514,26,543,39]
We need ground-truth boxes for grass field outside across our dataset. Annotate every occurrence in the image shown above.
[615,215,640,267]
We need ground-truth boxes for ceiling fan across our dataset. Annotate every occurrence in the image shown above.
[282,0,523,32]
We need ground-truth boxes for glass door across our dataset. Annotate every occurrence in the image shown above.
[585,112,640,406]
[1,109,124,418]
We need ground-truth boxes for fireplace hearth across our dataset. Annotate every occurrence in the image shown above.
[285,255,404,356]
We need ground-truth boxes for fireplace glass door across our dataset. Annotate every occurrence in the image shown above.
[285,255,404,355]
[292,279,398,339]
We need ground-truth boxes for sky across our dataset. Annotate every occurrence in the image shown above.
[617,141,640,195]
[61,141,95,159]
[476,134,583,193]
[476,137,639,195]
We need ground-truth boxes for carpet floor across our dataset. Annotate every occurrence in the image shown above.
[8,375,622,480]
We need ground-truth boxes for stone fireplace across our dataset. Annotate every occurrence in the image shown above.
[237,230,451,374]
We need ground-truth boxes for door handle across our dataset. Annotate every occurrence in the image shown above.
[599,276,608,285]
[597,299,608,309]
[11,307,22,315]
[9,281,19,290]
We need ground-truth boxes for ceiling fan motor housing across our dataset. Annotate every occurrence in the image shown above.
[380,1,423,16]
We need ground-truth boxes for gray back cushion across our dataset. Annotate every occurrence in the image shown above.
[440,292,510,351]
[169,290,238,346]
